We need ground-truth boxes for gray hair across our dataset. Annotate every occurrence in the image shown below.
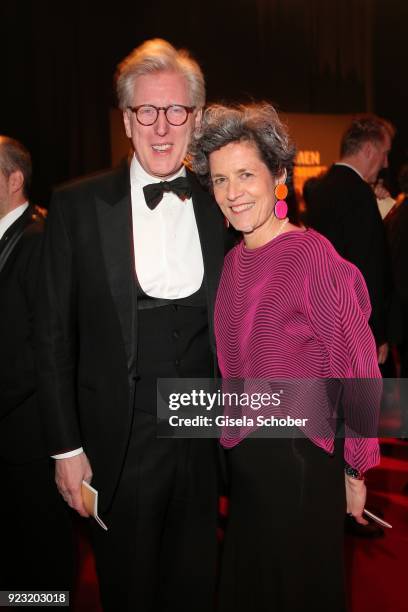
[340,114,395,158]
[0,135,32,198]
[115,38,205,110]
[191,103,295,189]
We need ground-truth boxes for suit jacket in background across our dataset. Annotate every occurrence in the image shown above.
[386,197,408,344]
[305,164,390,344]
[0,205,47,463]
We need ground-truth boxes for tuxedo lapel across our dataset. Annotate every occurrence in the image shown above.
[95,165,222,370]
[0,205,33,273]
[95,164,137,377]
[187,169,224,351]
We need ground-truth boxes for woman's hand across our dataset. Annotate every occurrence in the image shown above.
[345,473,368,525]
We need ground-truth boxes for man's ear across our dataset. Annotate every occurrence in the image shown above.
[123,109,132,139]
[194,108,203,132]
[8,170,24,195]
[361,141,373,159]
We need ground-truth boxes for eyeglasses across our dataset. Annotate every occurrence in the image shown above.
[127,104,196,126]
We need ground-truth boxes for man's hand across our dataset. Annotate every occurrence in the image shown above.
[373,178,392,200]
[377,342,389,365]
[55,452,93,517]
[345,474,368,525]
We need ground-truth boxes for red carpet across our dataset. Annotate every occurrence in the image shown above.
[346,439,408,612]
[73,439,408,612]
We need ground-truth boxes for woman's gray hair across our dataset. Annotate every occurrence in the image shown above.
[115,38,205,110]
[191,103,295,188]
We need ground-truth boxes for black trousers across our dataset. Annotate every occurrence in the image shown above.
[89,409,219,612]
[0,457,74,595]
[218,435,346,612]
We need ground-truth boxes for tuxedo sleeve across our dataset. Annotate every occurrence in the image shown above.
[390,205,408,304]
[337,186,389,344]
[35,193,82,455]
[0,223,43,421]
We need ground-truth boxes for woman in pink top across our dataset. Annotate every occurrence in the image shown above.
[191,103,380,612]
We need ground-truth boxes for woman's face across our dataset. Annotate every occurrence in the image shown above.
[209,140,281,246]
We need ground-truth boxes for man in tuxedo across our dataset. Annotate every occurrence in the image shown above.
[36,39,228,611]
[305,114,394,537]
[306,114,393,359]
[0,136,73,593]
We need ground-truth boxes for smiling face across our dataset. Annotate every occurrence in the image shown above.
[123,70,202,179]
[210,140,284,248]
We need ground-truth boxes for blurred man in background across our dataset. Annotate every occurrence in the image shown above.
[0,136,73,593]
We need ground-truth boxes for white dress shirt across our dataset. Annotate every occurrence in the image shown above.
[54,157,204,460]
[0,202,29,239]
[130,155,204,297]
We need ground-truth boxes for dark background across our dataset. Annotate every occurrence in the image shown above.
[1,0,407,203]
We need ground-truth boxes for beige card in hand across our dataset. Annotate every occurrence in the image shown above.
[82,481,108,531]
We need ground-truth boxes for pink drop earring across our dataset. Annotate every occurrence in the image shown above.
[274,183,288,219]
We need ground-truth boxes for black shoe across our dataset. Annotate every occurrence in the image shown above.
[344,514,384,538]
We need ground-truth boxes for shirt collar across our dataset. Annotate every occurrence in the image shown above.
[335,162,365,182]
[130,154,186,188]
[0,202,29,240]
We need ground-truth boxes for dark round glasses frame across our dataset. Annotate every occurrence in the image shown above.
[127,104,196,126]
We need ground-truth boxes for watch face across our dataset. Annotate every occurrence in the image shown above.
[345,465,364,480]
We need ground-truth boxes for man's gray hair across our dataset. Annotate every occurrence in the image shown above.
[0,136,32,198]
[340,114,395,158]
[115,38,205,110]
[191,103,295,189]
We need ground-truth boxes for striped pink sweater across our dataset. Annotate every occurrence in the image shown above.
[215,229,380,473]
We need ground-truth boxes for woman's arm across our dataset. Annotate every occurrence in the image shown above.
[305,238,381,474]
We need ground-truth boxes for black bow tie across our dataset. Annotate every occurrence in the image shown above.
[143,176,192,210]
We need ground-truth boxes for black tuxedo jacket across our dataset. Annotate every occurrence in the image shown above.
[387,198,408,303]
[386,197,408,343]
[35,161,228,507]
[305,164,389,343]
[0,205,47,463]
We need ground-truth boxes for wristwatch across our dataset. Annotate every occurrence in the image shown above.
[344,463,365,480]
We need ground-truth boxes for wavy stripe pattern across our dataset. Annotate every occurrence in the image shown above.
[215,229,381,472]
